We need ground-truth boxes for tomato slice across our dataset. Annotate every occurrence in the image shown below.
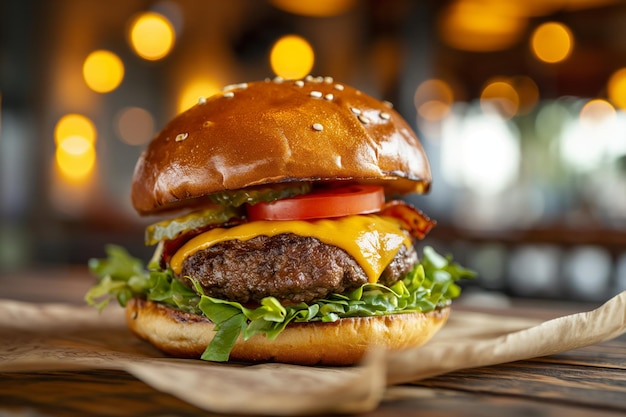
[247,185,385,221]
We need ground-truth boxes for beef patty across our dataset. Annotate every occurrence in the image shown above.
[179,233,417,305]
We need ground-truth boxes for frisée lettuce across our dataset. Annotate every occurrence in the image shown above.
[86,244,474,362]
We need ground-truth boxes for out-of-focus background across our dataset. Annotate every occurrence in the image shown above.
[1,0,625,303]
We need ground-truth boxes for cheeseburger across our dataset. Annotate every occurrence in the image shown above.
[87,76,473,365]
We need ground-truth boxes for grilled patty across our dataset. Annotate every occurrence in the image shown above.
[179,233,417,305]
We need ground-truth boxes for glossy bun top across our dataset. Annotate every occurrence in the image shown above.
[131,76,431,215]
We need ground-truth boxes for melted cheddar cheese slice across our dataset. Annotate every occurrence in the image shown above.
[169,215,411,283]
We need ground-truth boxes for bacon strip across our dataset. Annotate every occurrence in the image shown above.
[380,200,436,240]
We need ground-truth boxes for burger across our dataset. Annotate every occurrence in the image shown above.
[86,76,473,365]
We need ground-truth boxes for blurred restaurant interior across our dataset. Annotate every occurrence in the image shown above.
[1,0,626,303]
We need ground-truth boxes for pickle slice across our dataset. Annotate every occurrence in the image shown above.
[208,182,312,207]
[145,183,313,245]
[145,205,242,246]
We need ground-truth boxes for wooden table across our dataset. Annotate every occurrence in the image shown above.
[1,268,625,416]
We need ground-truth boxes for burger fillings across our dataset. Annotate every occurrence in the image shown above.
[86,76,474,365]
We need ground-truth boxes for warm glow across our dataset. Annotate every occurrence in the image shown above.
[54,114,97,182]
[54,114,96,146]
[55,136,96,182]
[438,0,527,52]
[115,107,155,146]
[270,35,314,80]
[607,68,626,110]
[83,50,124,93]
[177,79,221,113]
[511,76,540,115]
[129,12,175,61]
[531,22,573,63]
[270,0,357,17]
[480,78,520,119]
[419,101,452,122]
[580,99,616,127]
[414,79,454,121]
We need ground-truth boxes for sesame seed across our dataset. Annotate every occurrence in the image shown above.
[223,82,248,91]
[324,93,334,101]
[310,91,323,98]
[358,114,370,124]
[314,76,324,83]
[334,84,344,91]
[383,100,394,108]
[380,112,391,120]
[223,91,234,98]
[203,121,214,128]
[198,96,207,105]
[312,123,324,131]
[175,133,189,142]
[350,107,361,115]
[305,75,314,82]
[324,76,334,84]
[273,76,284,83]
[295,80,304,87]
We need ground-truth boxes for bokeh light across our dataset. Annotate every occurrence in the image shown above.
[442,109,520,195]
[177,78,221,113]
[580,99,616,128]
[270,35,314,80]
[560,98,624,173]
[115,107,155,146]
[55,136,96,182]
[510,76,540,115]
[607,67,626,110]
[438,0,528,52]
[54,114,96,146]
[535,100,572,142]
[531,22,573,63]
[414,79,454,121]
[480,78,520,119]
[54,114,97,182]
[128,12,176,61]
[83,50,124,93]
[270,0,357,17]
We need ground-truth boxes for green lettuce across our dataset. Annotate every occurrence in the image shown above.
[86,244,474,362]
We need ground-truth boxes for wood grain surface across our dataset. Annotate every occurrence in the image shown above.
[1,268,624,416]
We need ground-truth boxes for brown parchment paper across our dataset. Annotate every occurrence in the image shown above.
[1,291,625,415]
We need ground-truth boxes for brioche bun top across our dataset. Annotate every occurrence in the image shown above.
[131,76,431,215]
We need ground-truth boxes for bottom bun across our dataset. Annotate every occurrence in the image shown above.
[126,298,450,366]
